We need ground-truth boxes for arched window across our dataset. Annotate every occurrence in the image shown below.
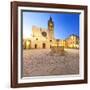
[50,40,52,42]
[36,38,38,40]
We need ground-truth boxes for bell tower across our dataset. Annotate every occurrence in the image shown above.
[48,16,54,40]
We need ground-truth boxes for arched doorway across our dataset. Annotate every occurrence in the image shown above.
[35,44,37,49]
[42,43,46,49]
[25,40,31,49]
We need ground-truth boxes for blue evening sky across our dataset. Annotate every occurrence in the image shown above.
[22,11,80,39]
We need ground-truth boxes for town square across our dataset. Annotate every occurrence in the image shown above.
[22,12,79,77]
[23,48,79,77]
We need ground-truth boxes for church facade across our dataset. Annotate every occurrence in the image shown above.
[23,17,79,49]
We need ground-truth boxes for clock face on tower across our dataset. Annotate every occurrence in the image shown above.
[42,31,47,37]
[50,22,53,26]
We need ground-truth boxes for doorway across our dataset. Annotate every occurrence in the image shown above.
[42,43,46,49]
[35,44,37,49]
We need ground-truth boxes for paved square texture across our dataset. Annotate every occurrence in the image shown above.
[23,49,79,77]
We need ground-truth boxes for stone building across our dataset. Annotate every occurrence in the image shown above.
[66,34,79,48]
[23,17,79,49]
[23,16,57,49]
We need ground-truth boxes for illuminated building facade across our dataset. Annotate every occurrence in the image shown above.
[23,17,79,49]
[66,34,79,48]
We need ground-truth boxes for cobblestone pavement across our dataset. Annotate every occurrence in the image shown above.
[23,49,79,77]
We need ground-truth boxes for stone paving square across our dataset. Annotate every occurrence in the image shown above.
[23,49,79,77]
